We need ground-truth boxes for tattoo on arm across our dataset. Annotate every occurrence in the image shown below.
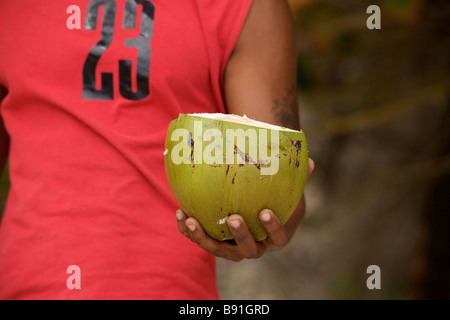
[271,86,300,130]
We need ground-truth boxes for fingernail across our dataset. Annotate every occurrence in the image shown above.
[228,219,241,229]
[187,222,196,232]
[176,210,184,221]
[261,212,271,223]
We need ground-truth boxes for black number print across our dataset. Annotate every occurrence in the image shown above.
[120,0,155,100]
[83,0,116,100]
[82,0,155,101]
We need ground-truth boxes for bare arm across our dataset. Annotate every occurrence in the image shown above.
[0,85,9,176]
[223,0,311,249]
[176,0,314,261]
[224,0,300,131]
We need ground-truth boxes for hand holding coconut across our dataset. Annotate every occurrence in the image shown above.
[165,114,314,262]
[175,158,314,262]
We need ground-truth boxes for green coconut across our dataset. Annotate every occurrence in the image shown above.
[164,113,309,241]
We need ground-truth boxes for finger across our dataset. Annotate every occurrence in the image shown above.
[227,215,262,259]
[308,158,315,177]
[259,209,289,247]
[175,209,191,238]
[185,217,243,262]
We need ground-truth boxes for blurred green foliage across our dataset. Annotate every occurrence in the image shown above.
[385,0,416,12]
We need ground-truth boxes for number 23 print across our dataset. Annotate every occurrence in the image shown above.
[82,0,155,101]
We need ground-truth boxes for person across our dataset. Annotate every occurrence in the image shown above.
[0,0,314,299]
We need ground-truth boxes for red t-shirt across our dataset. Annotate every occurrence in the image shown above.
[0,0,253,299]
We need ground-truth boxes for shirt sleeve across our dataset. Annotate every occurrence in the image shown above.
[194,0,254,106]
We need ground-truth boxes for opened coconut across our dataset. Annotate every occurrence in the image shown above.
[164,113,308,241]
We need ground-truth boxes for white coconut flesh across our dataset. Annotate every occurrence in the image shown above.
[188,113,300,132]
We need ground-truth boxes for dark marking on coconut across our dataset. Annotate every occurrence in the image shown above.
[234,145,246,163]
[231,171,237,184]
[292,140,302,168]
[188,132,194,147]
[225,165,230,176]
[234,144,257,165]
[292,140,302,151]
[244,152,256,164]
[187,132,195,162]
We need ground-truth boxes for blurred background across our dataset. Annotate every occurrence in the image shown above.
[216,0,450,299]
[1,0,449,300]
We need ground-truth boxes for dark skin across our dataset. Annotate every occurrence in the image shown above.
[175,0,315,262]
